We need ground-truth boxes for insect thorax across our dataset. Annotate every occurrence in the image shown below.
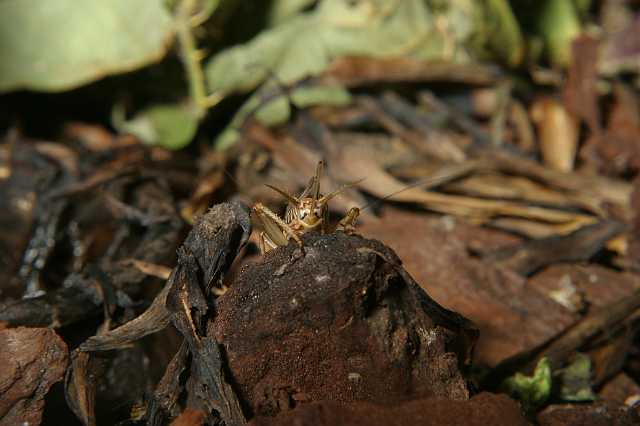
[284,197,327,231]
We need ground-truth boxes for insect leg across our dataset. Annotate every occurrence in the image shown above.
[336,207,360,234]
[258,231,279,254]
[253,203,303,247]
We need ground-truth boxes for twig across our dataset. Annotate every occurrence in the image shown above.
[485,220,626,276]
[490,80,512,147]
[533,290,640,371]
[175,0,220,116]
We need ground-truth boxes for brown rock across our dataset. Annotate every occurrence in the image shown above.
[538,402,640,426]
[248,392,529,426]
[0,327,69,425]
[214,232,476,417]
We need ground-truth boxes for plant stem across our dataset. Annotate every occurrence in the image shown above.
[175,0,217,117]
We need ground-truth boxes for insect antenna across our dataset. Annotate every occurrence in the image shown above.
[220,166,242,189]
[354,169,463,215]
[319,178,367,204]
[221,165,301,213]
[264,184,300,205]
[310,160,323,211]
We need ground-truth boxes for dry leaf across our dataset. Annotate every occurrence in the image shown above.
[531,97,579,172]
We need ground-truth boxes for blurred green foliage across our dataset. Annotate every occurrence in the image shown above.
[556,353,596,402]
[0,0,174,92]
[502,358,552,411]
[0,0,600,149]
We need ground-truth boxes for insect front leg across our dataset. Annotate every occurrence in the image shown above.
[258,231,280,254]
[336,207,360,234]
[253,203,303,253]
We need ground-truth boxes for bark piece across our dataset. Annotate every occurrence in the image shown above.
[0,327,69,425]
[538,402,640,426]
[170,408,206,426]
[581,83,640,175]
[529,264,640,313]
[358,209,575,366]
[77,202,252,426]
[323,57,500,87]
[214,232,477,418]
[589,330,635,386]
[248,392,528,426]
[528,290,640,371]
[563,35,601,137]
[65,351,99,426]
[79,281,172,351]
[0,273,103,327]
[628,175,640,269]
[1,177,183,329]
[484,220,625,276]
[164,202,251,426]
[600,373,640,406]
[0,138,59,300]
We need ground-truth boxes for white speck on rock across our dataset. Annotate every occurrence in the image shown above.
[348,372,361,381]
[548,274,578,310]
[441,215,456,231]
[416,327,438,346]
[274,263,288,276]
[315,275,330,283]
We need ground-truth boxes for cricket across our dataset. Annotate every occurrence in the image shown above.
[252,160,440,254]
[252,161,361,254]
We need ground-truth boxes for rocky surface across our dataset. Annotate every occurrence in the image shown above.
[213,231,477,418]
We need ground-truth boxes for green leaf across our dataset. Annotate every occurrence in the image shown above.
[268,0,317,26]
[114,103,199,150]
[537,0,581,67]
[291,85,351,108]
[214,84,351,151]
[207,0,482,148]
[557,353,596,402]
[205,0,483,97]
[485,0,524,67]
[0,0,174,93]
[572,0,593,16]
[502,357,552,410]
